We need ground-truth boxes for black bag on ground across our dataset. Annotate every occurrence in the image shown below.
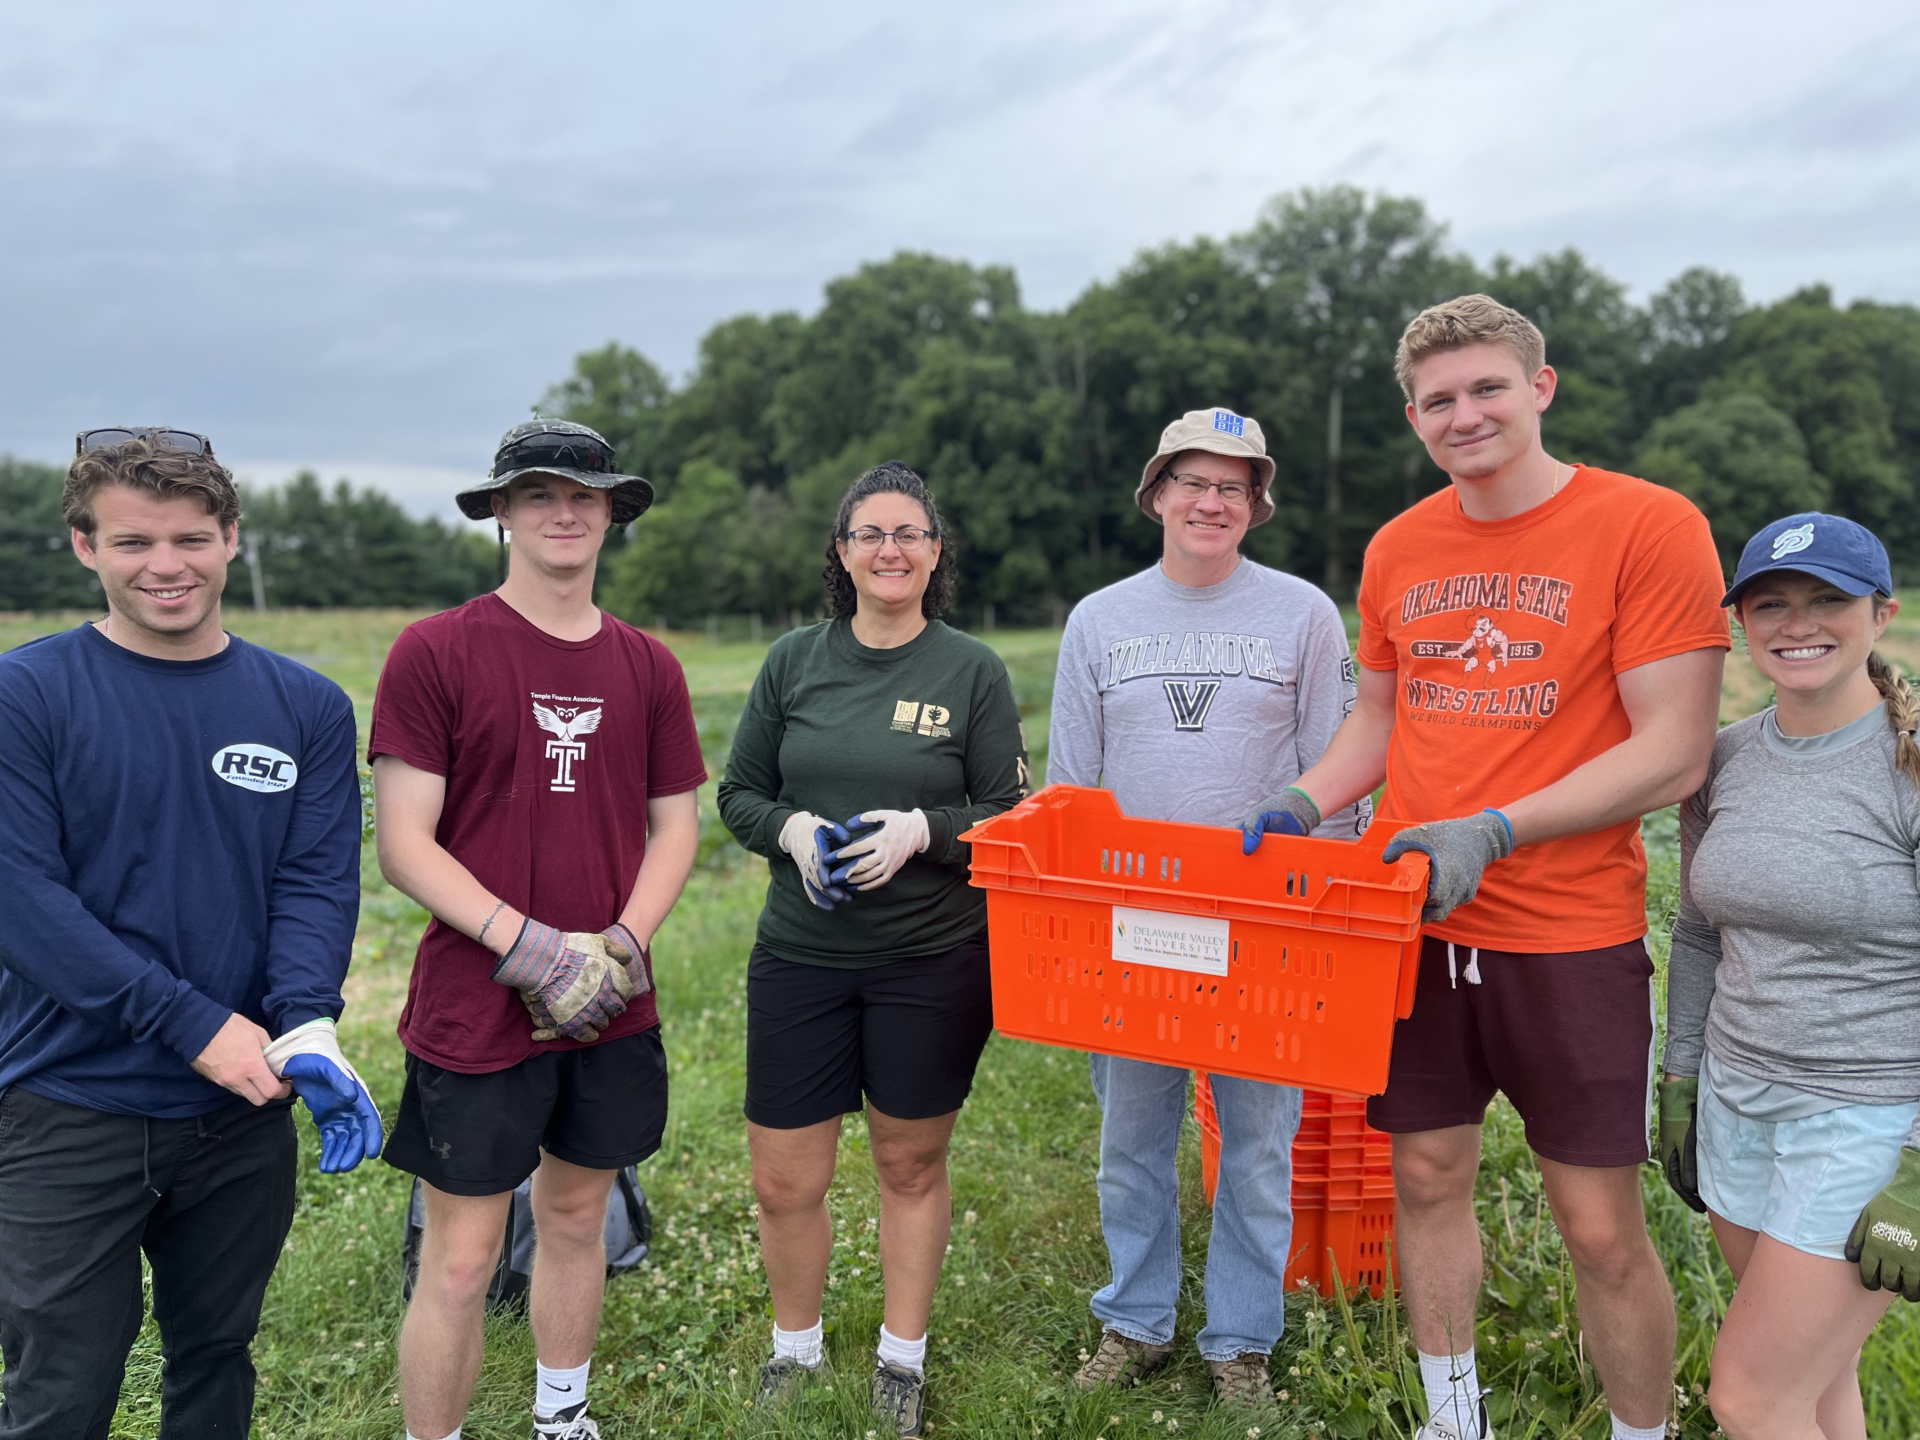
[400,1166,651,1311]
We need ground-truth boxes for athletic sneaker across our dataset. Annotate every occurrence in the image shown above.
[757,1355,825,1405]
[1209,1352,1276,1408]
[1416,1397,1492,1440]
[1074,1329,1173,1391]
[871,1359,927,1437]
[531,1401,601,1438]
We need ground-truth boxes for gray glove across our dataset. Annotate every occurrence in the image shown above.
[1239,787,1322,854]
[1381,810,1514,923]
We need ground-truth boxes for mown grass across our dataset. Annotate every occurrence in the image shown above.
[3,606,1919,1437]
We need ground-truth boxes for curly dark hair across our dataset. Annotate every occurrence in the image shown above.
[821,460,956,620]
[63,436,240,536]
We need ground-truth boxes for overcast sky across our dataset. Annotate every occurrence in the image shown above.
[2,1,1914,522]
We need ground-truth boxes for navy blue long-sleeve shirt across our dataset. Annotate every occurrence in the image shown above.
[0,625,361,1118]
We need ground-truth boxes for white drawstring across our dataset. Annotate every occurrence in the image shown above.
[1445,942,1482,989]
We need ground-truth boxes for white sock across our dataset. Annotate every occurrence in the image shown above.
[772,1319,825,1369]
[534,1360,590,1418]
[1418,1349,1481,1436]
[406,1432,460,1440]
[876,1323,927,1376]
[1611,1416,1665,1440]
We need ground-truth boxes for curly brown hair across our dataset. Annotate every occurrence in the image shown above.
[821,461,956,620]
[63,436,240,536]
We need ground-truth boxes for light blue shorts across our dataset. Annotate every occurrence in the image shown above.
[1696,1074,1920,1260]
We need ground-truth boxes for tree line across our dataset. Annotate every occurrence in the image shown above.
[2,185,1916,618]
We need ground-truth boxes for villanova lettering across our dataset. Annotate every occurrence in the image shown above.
[1399,572,1574,626]
[1103,631,1286,687]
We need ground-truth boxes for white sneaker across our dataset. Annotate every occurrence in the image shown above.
[1416,1397,1491,1440]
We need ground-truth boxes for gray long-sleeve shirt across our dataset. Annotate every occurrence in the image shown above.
[1665,705,1920,1140]
[1049,558,1368,835]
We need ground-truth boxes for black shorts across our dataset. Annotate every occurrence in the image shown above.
[1366,935,1655,1167]
[745,938,994,1130]
[384,1027,669,1196]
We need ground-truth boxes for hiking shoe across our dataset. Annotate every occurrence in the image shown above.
[1416,1397,1493,1440]
[1209,1352,1276,1408]
[1074,1328,1173,1391]
[756,1355,824,1405]
[531,1401,601,1438]
[871,1359,927,1437]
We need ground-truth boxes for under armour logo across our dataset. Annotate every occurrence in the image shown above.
[1163,679,1221,732]
[431,1139,452,1159]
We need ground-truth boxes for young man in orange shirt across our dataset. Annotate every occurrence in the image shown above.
[1241,296,1729,1440]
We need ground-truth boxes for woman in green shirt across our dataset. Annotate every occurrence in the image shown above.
[717,461,1028,1437]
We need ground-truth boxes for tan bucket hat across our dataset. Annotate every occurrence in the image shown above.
[1135,406,1275,527]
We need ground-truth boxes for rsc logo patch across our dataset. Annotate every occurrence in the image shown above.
[211,742,299,793]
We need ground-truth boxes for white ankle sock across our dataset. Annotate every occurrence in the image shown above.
[1611,1416,1665,1440]
[772,1319,825,1369]
[406,1431,460,1440]
[534,1359,590,1418]
[876,1324,927,1376]
[1418,1349,1481,1436]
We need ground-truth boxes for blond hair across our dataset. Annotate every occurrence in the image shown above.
[1395,293,1546,398]
[1868,649,1920,787]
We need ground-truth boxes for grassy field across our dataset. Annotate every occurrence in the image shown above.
[4,606,1920,1438]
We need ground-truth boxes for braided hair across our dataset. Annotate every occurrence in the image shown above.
[821,461,956,620]
[1867,639,1920,787]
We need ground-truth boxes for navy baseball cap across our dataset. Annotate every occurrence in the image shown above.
[1722,512,1893,608]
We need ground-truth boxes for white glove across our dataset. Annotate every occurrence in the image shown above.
[262,1018,383,1173]
[830,809,931,892]
[778,810,855,909]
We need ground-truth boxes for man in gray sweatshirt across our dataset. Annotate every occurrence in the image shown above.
[1050,406,1365,1411]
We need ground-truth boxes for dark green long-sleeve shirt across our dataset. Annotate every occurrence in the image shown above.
[717,618,1029,967]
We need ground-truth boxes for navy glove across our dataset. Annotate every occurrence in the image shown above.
[1240,787,1322,854]
[1380,810,1515,923]
[780,811,857,908]
[263,1020,384,1174]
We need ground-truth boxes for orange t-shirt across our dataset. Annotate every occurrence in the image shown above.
[1356,466,1730,951]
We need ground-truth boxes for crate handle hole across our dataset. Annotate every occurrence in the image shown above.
[1172,857,1181,881]
[1101,848,1110,873]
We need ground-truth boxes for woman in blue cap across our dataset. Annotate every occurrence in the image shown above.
[1659,512,1920,1438]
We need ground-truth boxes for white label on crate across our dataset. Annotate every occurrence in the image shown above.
[1111,906,1230,975]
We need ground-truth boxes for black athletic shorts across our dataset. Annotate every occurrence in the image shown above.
[384,1027,669,1196]
[744,937,994,1130]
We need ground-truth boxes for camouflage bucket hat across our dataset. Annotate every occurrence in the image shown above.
[455,419,655,526]
[1136,407,1276,527]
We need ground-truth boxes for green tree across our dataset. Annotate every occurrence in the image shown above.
[602,460,803,626]
[1635,394,1828,571]
[0,457,99,610]
[537,343,673,482]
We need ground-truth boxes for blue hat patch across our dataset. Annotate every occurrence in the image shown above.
[1213,410,1245,436]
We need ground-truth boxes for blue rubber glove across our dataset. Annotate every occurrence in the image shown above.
[1239,787,1322,854]
[780,811,856,908]
[263,1020,384,1174]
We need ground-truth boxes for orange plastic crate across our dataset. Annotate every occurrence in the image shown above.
[960,785,1426,1096]
[1196,1074,1397,1297]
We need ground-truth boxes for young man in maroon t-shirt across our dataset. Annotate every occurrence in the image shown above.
[370,420,705,1440]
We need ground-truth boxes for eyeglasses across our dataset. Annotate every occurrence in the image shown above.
[1166,473,1253,504]
[76,427,213,456]
[493,432,615,476]
[841,525,937,551]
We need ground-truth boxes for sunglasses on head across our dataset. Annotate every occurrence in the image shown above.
[493,432,615,477]
[76,427,213,457]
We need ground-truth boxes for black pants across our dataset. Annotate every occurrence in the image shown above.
[0,1086,297,1440]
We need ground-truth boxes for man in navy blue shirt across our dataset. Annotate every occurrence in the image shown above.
[0,431,371,1440]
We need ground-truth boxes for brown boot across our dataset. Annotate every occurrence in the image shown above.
[1074,1329,1173,1392]
[1209,1352,1277,1408]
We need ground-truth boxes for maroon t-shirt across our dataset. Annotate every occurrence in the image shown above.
[368,595,707,1073]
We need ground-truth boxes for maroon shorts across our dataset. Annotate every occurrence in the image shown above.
[1365,934,1655,1167]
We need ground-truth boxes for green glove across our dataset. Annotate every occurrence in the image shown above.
[1656,1076,1706,1214]
[1847,1146,1920,1301]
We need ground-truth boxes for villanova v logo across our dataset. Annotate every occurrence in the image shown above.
[1163,679,1221,732]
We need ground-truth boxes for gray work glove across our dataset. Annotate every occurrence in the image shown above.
[1380,810,1514,923]
[1239,787,1322,854]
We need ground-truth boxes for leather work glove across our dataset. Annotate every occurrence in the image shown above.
[262,1019,384,1173]
[1656,1075,1706,1214]
[603,921,653,999]
[492,919,635,1043]
[778,811,858,909]
[830,809,932,892]
[1381,810,1514,923]
[1847,1146,1920,1301]
[1240,787,1322,854]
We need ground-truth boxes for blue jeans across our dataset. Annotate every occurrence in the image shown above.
[1087,1054,1301,1360]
